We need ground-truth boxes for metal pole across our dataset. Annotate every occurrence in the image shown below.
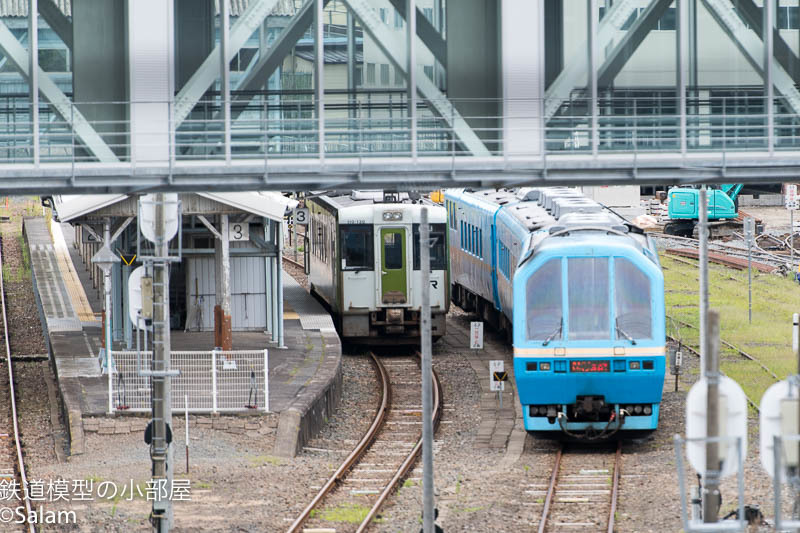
[748,229,752,323]
[105,220,113,415]
[221,0,231,162]
[588,0,599,156]
[29,0,39,166]
[408,0,417,159]
[315,0,325,161]
[765,0,774,152]
[795,312,800,498]
[677,0,688,155]
[703,309,721,523]
[420,208,434,533]
[151,193,173,532]
[185,394,189,474]
[699,186,709,373]
[277,219,285,348]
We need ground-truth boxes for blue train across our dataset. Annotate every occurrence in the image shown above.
[444,188,665,438]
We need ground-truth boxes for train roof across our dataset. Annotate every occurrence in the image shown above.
[449,187,657,264]
[308,190,446,224]
[309,190,438,211]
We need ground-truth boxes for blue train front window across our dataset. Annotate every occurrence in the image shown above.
[567,258,609,340]
[526,258,562,340]
[614,258,652,339]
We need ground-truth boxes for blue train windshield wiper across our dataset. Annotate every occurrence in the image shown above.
[541,319,562,346]
[615,318,637,345]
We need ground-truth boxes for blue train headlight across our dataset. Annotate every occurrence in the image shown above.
[643,405,652,415]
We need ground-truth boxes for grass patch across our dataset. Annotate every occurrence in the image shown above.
[403,479,417,488]
[17,233,30,280]
[193,481,212,489]
[454,506,483,513]
[316,503,372,523]
[662,253,797,404]
[248,455,283,467]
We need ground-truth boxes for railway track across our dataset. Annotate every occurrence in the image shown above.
[536,442,622,533]
[282,255,305,272]
[287,351,442,533]
[0,237,34,532]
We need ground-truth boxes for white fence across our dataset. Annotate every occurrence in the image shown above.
[111,350,269,413]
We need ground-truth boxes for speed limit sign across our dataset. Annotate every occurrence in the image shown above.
[293,207,309,226]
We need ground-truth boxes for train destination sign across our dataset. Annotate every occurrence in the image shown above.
[570,360,611,373]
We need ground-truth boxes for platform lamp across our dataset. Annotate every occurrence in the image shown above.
[92,244,120,415]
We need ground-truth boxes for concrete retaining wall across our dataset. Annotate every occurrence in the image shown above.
[273,328,342,457]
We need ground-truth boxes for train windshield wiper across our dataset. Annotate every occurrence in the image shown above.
[541,319,562,346]
[615,319,637,345]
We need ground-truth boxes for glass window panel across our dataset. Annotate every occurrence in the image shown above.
[380,63,390,85]
[341,224,373,270]
[384,233,403,269]
[659,7,676,30]
[413,224,447,270]
[614,258,652,339]
[526,259,563,340]
[568,258,609,340]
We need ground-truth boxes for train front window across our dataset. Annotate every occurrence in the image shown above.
[340,224,373,270]
[567,258,609,340]
[614,258,652,340]
[413,223,447,270]
[526,258,563,341]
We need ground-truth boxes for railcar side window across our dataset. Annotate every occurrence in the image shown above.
[526,258,563,341]
[341,224,373,270]
[413,224,447,270]
[614,258,652,339]
[567,258,609,340]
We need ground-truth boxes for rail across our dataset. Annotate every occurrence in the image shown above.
[538,441,622,533]
[0,236,35,533]
[286,352,390,533]
[287,350,442,533]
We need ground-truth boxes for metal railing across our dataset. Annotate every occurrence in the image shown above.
[112,349,269,413]
[1,93,799,164]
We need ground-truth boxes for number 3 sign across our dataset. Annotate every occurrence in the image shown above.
[227,223,250,241]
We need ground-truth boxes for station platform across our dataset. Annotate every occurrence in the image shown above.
[23,217,341,458]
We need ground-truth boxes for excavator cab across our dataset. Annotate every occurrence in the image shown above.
[665,185,741,237]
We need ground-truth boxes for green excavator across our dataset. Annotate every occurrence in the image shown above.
[664,184,743,238]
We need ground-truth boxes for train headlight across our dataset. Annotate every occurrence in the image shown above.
[383,211,402,221]
[643,405,652,415]
[634,405,643,414]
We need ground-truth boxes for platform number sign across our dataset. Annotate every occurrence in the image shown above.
[470,321,484,350]
[293,207,309,226]
[490,360,506,392]
[228,223,250,242]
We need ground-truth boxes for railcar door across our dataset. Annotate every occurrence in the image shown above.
[380,228,408,304]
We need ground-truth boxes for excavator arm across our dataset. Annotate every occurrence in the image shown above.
[720,184,744,203]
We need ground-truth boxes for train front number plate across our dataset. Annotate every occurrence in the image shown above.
[570,360,610,373]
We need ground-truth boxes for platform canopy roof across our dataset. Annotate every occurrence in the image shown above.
[51,191,298,223]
